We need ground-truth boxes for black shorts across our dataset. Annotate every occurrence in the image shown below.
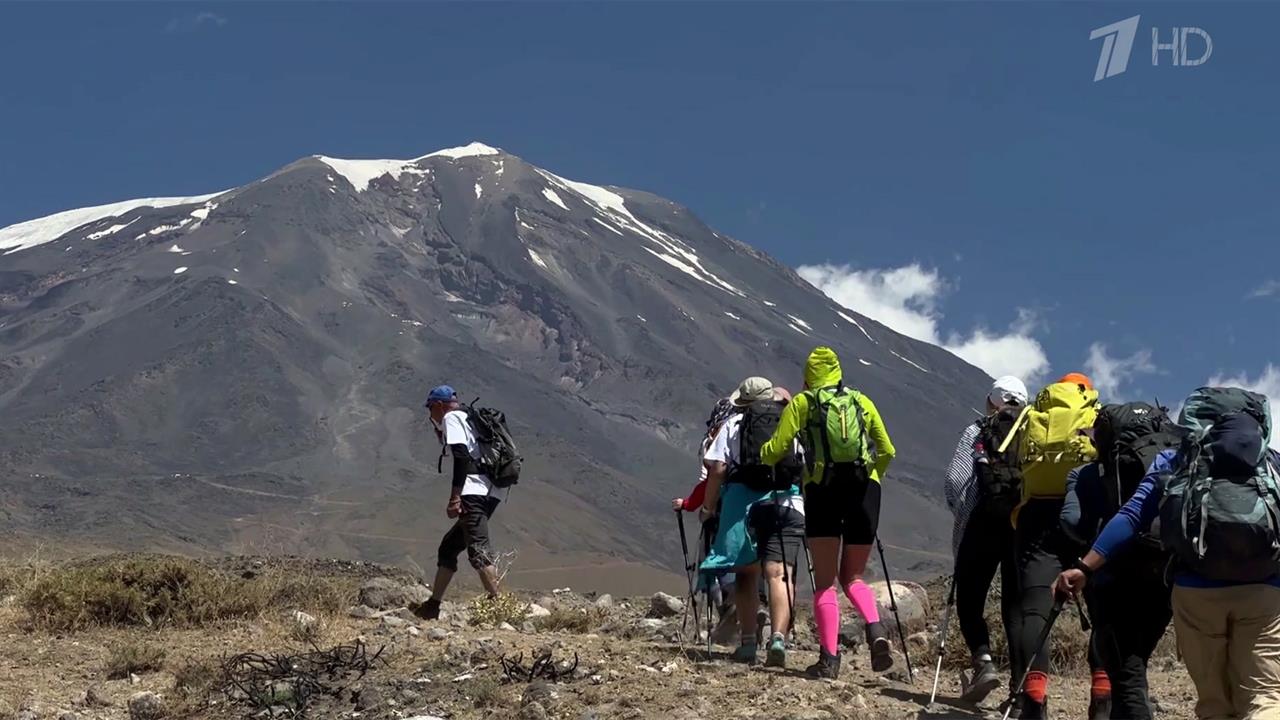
[746,502,806,565]
[438,495,501,571]
[802,477,881,544]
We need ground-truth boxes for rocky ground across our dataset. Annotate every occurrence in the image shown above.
[0,556,1198,720]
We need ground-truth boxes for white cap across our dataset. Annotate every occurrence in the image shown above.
[989,376,1029,408]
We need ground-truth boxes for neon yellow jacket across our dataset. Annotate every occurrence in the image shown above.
[760,346,895,484]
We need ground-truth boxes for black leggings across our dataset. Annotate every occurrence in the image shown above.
[1086,551,1172,719]
[802,477,881,543]
[955,509,1017,673]
[1011,499,1104,678]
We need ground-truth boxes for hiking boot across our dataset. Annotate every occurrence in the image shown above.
[765,633,787,668]
[411,598,441,621]
[805,650,841,679]
[998,695,1023,718]
[731,642,758,665]
[866,621,894,673]
[1088,695,1111,720]
[1017,695,1048,720]
[959,655,1001,703]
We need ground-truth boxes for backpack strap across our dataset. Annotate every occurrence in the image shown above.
[996,405,1034,455]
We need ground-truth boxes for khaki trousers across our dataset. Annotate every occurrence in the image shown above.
[1173,584,1280,720]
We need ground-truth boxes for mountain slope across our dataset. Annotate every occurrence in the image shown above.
[0,142,988,581]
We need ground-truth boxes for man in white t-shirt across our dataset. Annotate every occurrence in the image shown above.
[413,384,504,620]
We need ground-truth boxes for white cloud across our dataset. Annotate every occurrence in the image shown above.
[1208,364,1280,451]
[166,11,228,33]
[797,262,1049,382]
[1083,342,1158,400]
[1249,279,1280,299]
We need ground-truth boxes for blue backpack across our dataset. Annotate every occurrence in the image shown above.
[1160,387,1280,583]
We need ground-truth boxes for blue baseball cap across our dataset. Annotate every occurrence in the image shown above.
[425,385,457,406]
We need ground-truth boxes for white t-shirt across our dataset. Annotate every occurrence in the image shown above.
[441,409,504,498]
[705,413,804,514]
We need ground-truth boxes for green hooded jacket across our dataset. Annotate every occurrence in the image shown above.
[760,346,895,484]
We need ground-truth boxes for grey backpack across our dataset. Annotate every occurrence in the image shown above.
[1159,387,1280,583]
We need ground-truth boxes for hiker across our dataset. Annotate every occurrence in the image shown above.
[1057,388,1280,720]
[673,397,740,640]
[760,346,897,679]
[1004,372,1109,719]
[413,384,505,620]
[1058,402,1183,719]
[700,378,805,666]
[943,375,1028,702]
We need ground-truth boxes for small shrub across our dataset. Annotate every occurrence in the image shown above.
[468,594,528,628]
[104,641,167,680]
[468,675,502,708]
[172,658,219,696]
[20,556,351,632]
[535,607,607,633]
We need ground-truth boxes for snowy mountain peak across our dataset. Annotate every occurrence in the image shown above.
[0,193,224,255]
[315,141,504,192]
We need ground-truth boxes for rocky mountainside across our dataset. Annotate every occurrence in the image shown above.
[0,554,1195,720]
[0,142,989,582]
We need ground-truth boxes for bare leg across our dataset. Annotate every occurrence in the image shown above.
[430,566,455,602]
[764,560,794,637]
[478,564,500,597]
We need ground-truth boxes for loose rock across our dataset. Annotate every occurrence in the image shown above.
[526,603,552,618]
[127,692,165,720]
[649,592,684,618]
[359,577,431,610]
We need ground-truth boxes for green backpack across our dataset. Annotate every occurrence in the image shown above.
[1159,387,1280,583]
[803,384,875,484]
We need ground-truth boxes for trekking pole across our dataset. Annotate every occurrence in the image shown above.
[1002,597,1066,720]
[875,536,915,682]
[928,576,957,706]
[801,537,817,593]
[675,510,699,638]
[702,520,714,655]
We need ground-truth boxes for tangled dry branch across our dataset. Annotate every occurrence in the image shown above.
[500,650,580,684]
[219,641,386,717]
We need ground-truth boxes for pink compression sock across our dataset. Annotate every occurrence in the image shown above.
[844,580,880,624]
[814,587,841,655]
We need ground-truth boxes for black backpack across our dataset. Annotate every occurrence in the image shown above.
[1094,402,1184,521]
[973,407,1023,519]
[729,399,802,493]
[463,401,523,488]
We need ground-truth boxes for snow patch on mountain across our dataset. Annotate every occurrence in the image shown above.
[474,183,483,200]
[85,217,139,241]
[536,169,743,297]
[418,142,500,160]
[1,194,222,255]
[542,188,569,211]
[167,244,186,254]
[837,311,876,344]
[173,266,188,275]
[785,314,813,331]
[591,218,623,236]
[316,157,417,192]
[891,350,929,374]
[527,248,549,269]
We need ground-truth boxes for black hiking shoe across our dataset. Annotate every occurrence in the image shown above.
[805,650,841,679]
[866,621,894,673]
[411,598,441,621]
[959,655,1001,703]
[1017,695,1048,720]
[1088,695,1111,720]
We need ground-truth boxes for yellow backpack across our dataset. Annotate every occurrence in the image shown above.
[998,381,1100,512]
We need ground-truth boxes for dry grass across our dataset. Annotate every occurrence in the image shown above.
[104,641,167,680]
[17,555,350,633]
[468,593,528,628]
[535,606,608,634]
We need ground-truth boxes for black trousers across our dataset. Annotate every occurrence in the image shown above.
[1012,499,1104,678]
[955,508,1017,675]
[1086,551,1173,720]
[437,495,500,571]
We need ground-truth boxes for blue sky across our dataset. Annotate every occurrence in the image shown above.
[1,2,1277,411]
